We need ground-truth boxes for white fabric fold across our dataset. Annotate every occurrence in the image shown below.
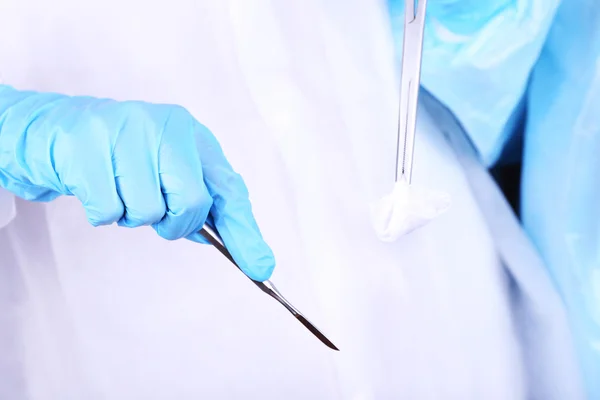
[0,189,16,230]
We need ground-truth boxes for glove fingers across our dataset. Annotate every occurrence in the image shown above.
[193,123,275,282]
[152,108,212,241]
[211,200,275,282]
[112,104,166,228]
[60,137,124,226]
[186,232,211,245]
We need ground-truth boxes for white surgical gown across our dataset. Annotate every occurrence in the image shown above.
[0,0,585,399]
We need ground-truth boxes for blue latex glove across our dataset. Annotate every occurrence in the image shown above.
[0,85,275,281]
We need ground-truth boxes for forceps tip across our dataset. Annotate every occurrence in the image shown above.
[406,0,428,22]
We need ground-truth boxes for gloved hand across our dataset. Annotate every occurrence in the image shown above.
[0,85,275,281]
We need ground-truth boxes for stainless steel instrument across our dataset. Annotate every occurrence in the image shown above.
[396,0,428,184]
[199,225,339,351]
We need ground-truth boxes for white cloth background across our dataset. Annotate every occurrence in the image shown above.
[0,0,583,399]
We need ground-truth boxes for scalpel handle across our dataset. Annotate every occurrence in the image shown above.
[198,224,264,290]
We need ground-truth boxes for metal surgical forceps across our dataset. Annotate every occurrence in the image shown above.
[396,0,428,184]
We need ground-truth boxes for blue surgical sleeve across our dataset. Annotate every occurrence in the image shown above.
[387,0,561,165]
[523,0,600,397]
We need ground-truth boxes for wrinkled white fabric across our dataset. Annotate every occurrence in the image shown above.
[370,179,451,241]
[0,0,583,399]
[0,189,16,229]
